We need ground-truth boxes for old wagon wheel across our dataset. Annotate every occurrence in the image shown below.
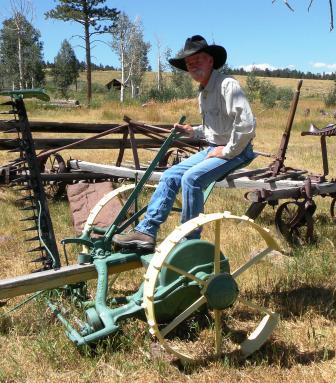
[330,197,336,222]
[274,201,315,245]
[39,151,67,199]
[143,212,280,363]
[158,148,190,168]
[82,183,157,238]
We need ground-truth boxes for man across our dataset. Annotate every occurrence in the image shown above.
[113,35,256,251]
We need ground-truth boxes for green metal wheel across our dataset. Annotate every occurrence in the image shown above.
[143,212,281,363]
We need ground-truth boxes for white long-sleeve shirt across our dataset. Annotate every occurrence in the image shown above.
[192,69,256,159]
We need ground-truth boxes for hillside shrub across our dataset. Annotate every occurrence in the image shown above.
[141,82,196,102]
[324,81,336,106]
[259,80,277,108]
[246,72,261,102]
[277,87,294,109]
[246,72,294,109]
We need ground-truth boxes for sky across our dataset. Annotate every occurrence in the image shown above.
[0,0,336,74]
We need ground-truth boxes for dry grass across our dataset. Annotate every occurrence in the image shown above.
[0,77,335,382]
[79,70,335,98]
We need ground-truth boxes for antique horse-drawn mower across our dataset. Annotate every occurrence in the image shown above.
[0,90,282,363]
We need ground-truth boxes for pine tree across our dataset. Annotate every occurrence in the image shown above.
[52,39,79,97]
[45,0,119,106]
[0,15,45,89]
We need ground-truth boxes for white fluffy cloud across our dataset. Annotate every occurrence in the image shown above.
[239,63,277,72]
[311,62,336,70]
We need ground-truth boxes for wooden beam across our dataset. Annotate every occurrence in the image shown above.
[0,138,203,151]
[0,256,142,300]
[69,160,307,191]
[0,120,175,134]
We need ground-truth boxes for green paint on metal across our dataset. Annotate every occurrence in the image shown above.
[204,273,239,310]
[0,89,50,101]
[159,239,229,286]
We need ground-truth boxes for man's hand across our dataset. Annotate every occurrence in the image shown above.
[206,146,225,159]
[173,123,194,137]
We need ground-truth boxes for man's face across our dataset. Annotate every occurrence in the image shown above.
[185,52,214,85]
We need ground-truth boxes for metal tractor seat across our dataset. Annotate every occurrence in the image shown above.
[301,123,336,178]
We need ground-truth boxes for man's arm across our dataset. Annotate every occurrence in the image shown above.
[173,123,195,137]
[208,80,256,159]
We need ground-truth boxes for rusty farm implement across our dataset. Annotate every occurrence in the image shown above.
[67,80,336,245]
[2,80,333,247]
[0,110,203,199]
[0,90,282,363]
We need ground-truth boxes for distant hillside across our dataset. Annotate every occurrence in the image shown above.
[78,70,334,99]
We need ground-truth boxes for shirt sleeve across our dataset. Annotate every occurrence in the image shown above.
[192,124,205,139]
[221,80,256,159]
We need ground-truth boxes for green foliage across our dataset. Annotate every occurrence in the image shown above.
[170,69,195,99]
[323,80,336,107]
[110,12,150,101]
[246,71,261,102]
[142,87,176,102]
[45,0,120,105]
[142,73,196,102]
[52,39,79,97]
[141,50,196,102]
[245,71,294,109]
[277,86,294,108]
[259,80,278,108]
[0,15,45,89]
[45,0,119,32]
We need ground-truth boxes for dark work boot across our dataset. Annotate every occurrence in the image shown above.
[112,230,155,251]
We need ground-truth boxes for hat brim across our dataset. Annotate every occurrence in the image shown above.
[169,45,227,71]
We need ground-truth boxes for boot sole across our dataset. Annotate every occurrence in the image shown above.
[113,239,155,251]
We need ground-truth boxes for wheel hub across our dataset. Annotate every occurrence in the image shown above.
[204,272,239,310]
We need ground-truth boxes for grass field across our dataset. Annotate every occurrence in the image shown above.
[0,75,335,382]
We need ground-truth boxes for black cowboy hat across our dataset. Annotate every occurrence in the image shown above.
[169,35,227,71]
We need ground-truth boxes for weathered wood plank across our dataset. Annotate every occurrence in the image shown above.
[69,160,307,191]
[0,121,175,134]
[0,138,203,151]
[0,256,142,300]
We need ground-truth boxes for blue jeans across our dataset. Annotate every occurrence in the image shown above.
[136,143,255,239]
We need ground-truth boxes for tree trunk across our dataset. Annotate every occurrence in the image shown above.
[131,81,135,98]
[84,20,92,106]
[157,53,161,92]
[17,31,23,89]
[120,46,124,103]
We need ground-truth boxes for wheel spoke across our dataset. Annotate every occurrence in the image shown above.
[162,262,207,286]
[214,309,222,356]
[231,247,272,279]
[239,297,275,316]
[214,220,221,275]
[160,296,207,337]
[50,156,56,168]
[143,212,281,362]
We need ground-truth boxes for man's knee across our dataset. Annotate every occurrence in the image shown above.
[182,170,200,188]
[160,169,181,188]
